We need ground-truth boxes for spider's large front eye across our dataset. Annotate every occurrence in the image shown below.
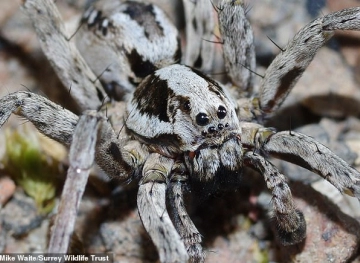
[196,113,209,126]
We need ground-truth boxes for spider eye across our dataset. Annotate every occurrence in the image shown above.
[217,106,227,119]
[208,126,216,133]
[196,113,209,126]
[183,100,191,112]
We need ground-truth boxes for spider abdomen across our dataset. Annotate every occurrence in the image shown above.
[76,0,181,100]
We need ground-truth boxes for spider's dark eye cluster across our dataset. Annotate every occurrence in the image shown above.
[196,113,209,126]
[196,105,227,127]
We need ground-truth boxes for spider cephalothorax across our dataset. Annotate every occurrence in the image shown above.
[126,65,240,151]
[126,64,244,183]
[2,0,360,262]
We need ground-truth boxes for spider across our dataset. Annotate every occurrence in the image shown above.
[1,0,360,262]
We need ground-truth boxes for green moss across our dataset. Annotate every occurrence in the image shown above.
[253,242,269,263]
[2,128,61,214]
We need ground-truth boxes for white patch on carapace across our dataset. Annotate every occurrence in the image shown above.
[126,99,174,139]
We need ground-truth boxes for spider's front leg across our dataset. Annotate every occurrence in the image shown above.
[241,123,360,200]
[51,110,149,253]
[243,151,306,245]
[257,7,360,114]
[241,122,360,244]
[219,1,360,120]
[168,161,204,263]
[137,154,189,263]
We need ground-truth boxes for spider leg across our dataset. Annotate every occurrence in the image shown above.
[218,0,256,96]
[0,91,136,180]
[0,91,78,144]
[23,0,108,110]
[244,152,306,245]
[258,7,360,114]
[234,7,360,121]
[137,153,189,263]
[241,123,360,201]
[263,131,360,201]
[48,111,101,253]
[0,91,147,253]
[168,161,204,263]
[182,0,215,72]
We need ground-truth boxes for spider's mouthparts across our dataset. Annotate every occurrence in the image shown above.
[195,132,238,152]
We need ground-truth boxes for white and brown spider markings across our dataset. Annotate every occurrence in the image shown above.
[2,0,360,262]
